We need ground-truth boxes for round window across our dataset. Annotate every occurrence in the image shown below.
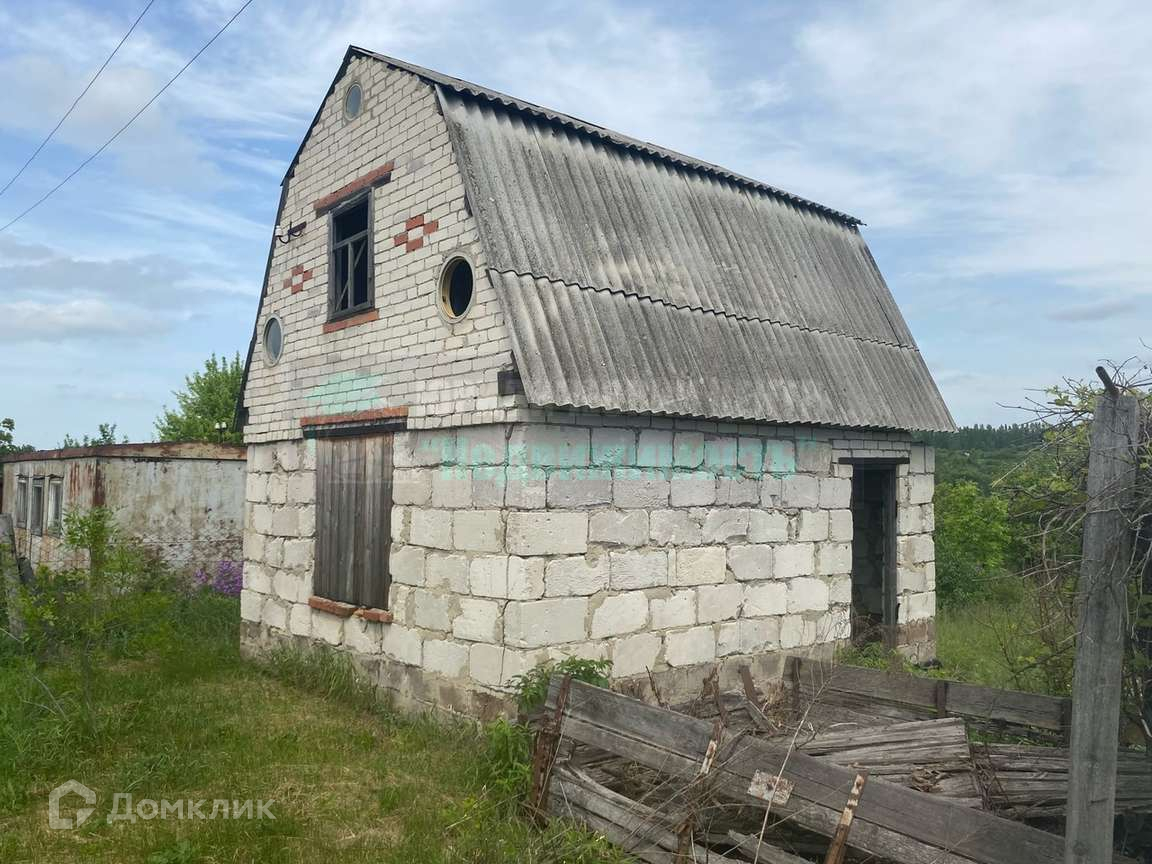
[344,82,363,119]
[439,257,475,321]
[263,316,283,365]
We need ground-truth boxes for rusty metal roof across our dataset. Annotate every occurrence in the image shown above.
[0,442,246,464]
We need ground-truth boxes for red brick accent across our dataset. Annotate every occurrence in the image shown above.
[284,265,315,294]
[282,278,292,289]
[356,607,394,624]
[300,406,409,428]
[393,233,407,247]
[313,160,395,213]
[321,308,379,334]
[423,219,439,234]
[405,236,424,253]
[405,214,424,230]
[291,282,303,295]
[308,596,357,618]
[291,264,304,276]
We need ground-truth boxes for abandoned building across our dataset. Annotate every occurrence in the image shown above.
[237,47,954,716]
[0,442,246,573]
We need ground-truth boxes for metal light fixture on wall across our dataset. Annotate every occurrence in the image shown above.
[274,221,306,245]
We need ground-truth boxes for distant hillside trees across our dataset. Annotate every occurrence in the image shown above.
[154,354,243,445]
[60,423,127,448]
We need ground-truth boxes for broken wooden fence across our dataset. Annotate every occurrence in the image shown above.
[544,677,1076,864]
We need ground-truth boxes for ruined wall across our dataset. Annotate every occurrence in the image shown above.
[239,418,936,715]
[242,56,521,444]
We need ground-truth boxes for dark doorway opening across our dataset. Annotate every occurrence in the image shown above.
[850,466,897,648]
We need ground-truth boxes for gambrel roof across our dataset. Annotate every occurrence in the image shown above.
[258,48,956,432]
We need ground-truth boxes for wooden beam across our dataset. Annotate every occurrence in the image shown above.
[1065,393,1140,864]
[823,772,867,864]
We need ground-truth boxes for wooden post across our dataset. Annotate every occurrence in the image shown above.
[1064,392,1140,864]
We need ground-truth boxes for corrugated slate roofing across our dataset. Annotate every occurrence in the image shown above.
[356,48,956,432]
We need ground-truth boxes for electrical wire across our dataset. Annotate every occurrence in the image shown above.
[0,0,157,200]
[0,0,255,234]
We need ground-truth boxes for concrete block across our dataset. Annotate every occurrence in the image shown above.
[262,599,287,631]
[610,549,669,590]
[507,511,588,555]
[613,468,670,508]
[390,544,426,586]
[457,425,507,465]
[547,468,613,508]
[702,508,750,543]
[774,543,815,579]
[311,609,344,645]
[670,471,716,507]
[636,429,673,468]
[431,467,472,509]
[780,474,819,508]
[787,577,830,612]
[275,441,301,472]
[288,602,311,637]
[589,509,648,546]
[452,598,502,642]
[760,474,782,507]
[395,430,456,468]
[672,546,726,586]
[664,626,716,667]
[452,509,504,552]
[410,509,453,550]
[424,639,469,677]
[345,617,383,654]
[266,473,287,505]
[737,437,764,474]
[244,561,271,594]
[287,472,315,505]
[703,436,737,472]
[611,632,663,677]
[673,432,705,467]
[472,466,506,507]
[270,507,298,538]
[743,581,787,617]
[697,583,743,623]
[297,505,315,539]
[591,427,637,467]
[425,552,469,593]
[829,575,853,604]
[764,440,796,475]
[545,554,608,596]
[748,511,788,542]
[819,477,852,509]
[413,588,455,631]
[469,643,504,687]
[907,474,934,505]
[505,466,546,509]
[650,509,702,546]
[905,591,935,621]
[729,544,773,582]
[387,470,433,507]
[829,509,853,541]
[795,439,831,473]
[816,542,852,576]
[779,614,806,649]
[650,589,696,629]
[591,593,649,638]
[920,504,935,533]
[281,538,312,571]
[505,597,589,647]
[719,617,780,656]
[795,510,829,542]
[506,556,547,600]
[715,475,760,505]
[246,472,268,504]
[243,530,265,564]
[273,569,306,604]
[383,624,422,666]
[509,425,589,468]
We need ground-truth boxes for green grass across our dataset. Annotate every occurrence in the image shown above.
[0,593,625,864]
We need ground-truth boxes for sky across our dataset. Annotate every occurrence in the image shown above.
[0,0,1149,448]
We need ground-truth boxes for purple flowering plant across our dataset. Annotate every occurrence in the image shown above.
[194,559,243,597]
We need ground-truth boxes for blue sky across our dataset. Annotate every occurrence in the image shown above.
[1,0,1148,448]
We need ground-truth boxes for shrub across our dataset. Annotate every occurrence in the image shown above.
[510,657,612,715]
[934,481,1014,604]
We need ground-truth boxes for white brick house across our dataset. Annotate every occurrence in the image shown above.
[238,48,954,717]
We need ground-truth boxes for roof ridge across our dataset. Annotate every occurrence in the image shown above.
[352,46,863,227]
[488,267,917,350]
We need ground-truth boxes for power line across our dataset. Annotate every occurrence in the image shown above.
[0,0,255,235]
[0,0,157,200]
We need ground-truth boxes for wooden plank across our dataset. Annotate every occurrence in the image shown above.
[547,678,1067,864]
[787,656,1070,733]
[313,438,336,600]
[726,831,813,864]
[1065,393,1140,864]
[550,766,741,864]
[822,772,867,864]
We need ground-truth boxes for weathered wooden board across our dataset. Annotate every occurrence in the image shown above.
[547,678,1070,864]
[786,657,1071,735]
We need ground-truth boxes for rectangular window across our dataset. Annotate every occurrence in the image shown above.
[30,477,45,536]
[15,476,28,527]
[46,477,63,533]
[329,193,372,319]
[314,433,393,609]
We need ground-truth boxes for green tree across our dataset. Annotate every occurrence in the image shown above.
[934,481,1014,603]
[0,417,34,455]
[60,423,126,448]
[154,353,244,444]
